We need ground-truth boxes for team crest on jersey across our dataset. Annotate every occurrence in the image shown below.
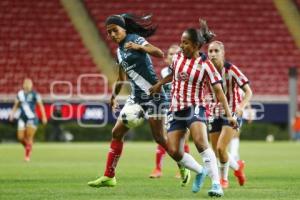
[178,72,188,81]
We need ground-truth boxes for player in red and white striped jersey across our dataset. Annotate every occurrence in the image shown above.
[150,19,237,197]
[206,41,253,189]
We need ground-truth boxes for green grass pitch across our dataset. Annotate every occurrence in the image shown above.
[0,142,300,200]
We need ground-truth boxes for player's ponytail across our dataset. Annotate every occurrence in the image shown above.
[184,19,215,48]
[105,13,157,38]
[121,13,157,38]
[199,19,215,44]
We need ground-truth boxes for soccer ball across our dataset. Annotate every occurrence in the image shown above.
[119,103,145,128]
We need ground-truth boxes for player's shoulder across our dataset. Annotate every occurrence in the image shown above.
[224,61,237,70]
[127,33,144,41]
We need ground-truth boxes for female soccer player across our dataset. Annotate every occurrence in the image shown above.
[207,41,253,189]
[149,44,191,179]
[88,14,176,188]
[150,20,237,197]
[9,78,47,162]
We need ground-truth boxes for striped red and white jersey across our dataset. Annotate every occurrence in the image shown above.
[205,61,249,117]
[169,52,222,111]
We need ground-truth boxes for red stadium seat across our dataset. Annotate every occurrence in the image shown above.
[0,0,105,96]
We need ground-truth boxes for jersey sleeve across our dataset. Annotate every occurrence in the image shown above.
[168,53,179,71]
[133,34,149,46]
[203,60,222,85]
[230,65,249,87]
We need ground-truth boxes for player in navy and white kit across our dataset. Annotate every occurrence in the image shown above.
[150,20,237,197]
[206,41,253,188]
[88,14,171,188]
[9,78,47,162]
[149,44,192,179]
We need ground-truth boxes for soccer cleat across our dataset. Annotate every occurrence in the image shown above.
[88,176,117,187]
[220,179,229,189]
[180,167,191,187]
[208,183,224,197]
[234,160,246,186]
[192,168,207,193]
[149,168,162,178]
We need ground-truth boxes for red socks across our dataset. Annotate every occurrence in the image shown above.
[155,145,166,170]
[184,144,190,153]
[25,143,32,158]
[104,140,123,178]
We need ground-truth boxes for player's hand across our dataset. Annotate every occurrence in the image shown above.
[235,106,243,117]
[149,83,162,95]
[42,117,47,125]
[227,115,238,129]
[124,42,141,51]
[110,96,119,113]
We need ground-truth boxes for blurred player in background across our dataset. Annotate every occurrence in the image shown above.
[9,78,47,162]
[150,19,237,197]
[292,111,300,141]
[88,13,189,188]
[207,41,252,189]
[149,44,191,179]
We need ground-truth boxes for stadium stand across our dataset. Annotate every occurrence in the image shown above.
[0,0,103,96]
[84,0,300,96]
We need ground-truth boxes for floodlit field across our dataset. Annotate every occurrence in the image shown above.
[0,142,300,200]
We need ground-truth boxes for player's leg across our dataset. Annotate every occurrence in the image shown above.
[17,119,26,146]
[189,122,221,196]
[217,126,235,188]
[173,130,191,178]
[23,119,37,162]
[167,129,201,187]
[149,144,166,178]
[184,129,190,153]
[88,120,129,187]
[229,131,240,161]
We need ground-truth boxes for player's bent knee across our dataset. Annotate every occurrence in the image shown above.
[167,147,182,161]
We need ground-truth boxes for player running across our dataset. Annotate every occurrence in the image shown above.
[9,78,47,162]
[88,14,189,188]
[150,19,237,197]
[206,41,252,188]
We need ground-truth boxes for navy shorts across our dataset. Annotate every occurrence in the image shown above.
[167,106,207,133]
[125,95,168,117]
[208,115,243,133]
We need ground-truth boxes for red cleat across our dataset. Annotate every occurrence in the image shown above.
[149,169,162,178]
[234,160,246,186]
[220,179,229,189]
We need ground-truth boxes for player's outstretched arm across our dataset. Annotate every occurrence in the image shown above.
[149,72,173,95]
[236,84,253,117]
[9,99,19,122]
[110,67,126,112]
[125,42,164,58]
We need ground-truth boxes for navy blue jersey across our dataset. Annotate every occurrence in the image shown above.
[116,33,165,102]
[16,90,41,119]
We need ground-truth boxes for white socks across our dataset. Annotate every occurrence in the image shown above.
[200,148,220,184]
[228,152,239,171]
[229,137,240,161]
[178,153,203,174]
[219,161,229,181]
